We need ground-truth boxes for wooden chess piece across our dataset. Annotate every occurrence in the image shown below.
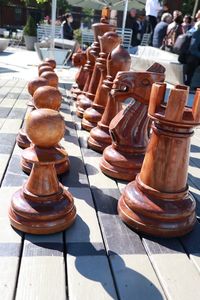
[38,61,52,71]
[70,50,88,100]
[100,64,165,181]
[21,86,70,175]
[118,83,200,237]
[76,18,115,118]
[16,77,49,149]
[45,58,56,69]
[38,65,54,76]
[76,46,95,109]
[33,86,62,110]
[81,31,121,131]
[9,109,76,234]
[88,45,131,152]
[41,71,58,88]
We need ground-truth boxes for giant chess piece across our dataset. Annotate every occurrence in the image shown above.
[16,77,49,149]
[9,109,76,234]
[88,45,131,152]
[118,83,200,237]
[70,50,88,101]
[100,64,165,181]
[45,58,56,69]
[81,31,121,131]
[41,71,59,88]
[76,16,115,118]
[76,46,95,108]
[21,86,70,175]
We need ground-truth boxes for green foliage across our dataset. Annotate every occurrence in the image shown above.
[82,8,94,28]
[74,28,82,44]
[182,0,196,15]
[23,15,37,36]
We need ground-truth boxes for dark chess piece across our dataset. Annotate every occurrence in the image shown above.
[81,31,121,131]
[38,65,54,76]
[118,83,200,238]
[100,64,165,181]
[9,108,76,234]
[16,77,49,149]
[76,46,95,109]
[88,45,131,152]
[45,58,56,69]
[70,50,88,101]
[40,71,58,88]
[76,17,115,118]
[21,86,70,175]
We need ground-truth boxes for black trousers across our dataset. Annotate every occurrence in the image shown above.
[145,15,157,34]
[184,55,200,86]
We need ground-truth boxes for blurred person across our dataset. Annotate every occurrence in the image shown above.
[182,15,193,33]
[61,13,74,40]
[167,10,182,32]
[185,21,200,87]
[152,12,172,48]
[164,14,183,51]
[126,8,140,47]
[145,0,163,44]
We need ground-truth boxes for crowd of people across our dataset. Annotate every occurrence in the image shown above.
[126,0,200,88]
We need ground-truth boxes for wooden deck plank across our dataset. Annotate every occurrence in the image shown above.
[0,187,23,300]
[65,187,118,300]
[143,237,200,300]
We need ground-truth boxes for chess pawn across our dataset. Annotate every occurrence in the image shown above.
[38,61,52,71]
[21,86,70,175]
[9,109,76,234]
[118,83,200,237]
[76,46,95,109]
[100,66,165,181]
[81,31,121,131]
[76,20,115,118]
[70,50,88,100]
[16,77,49,149]
[41,71,59,88]
[38,65,54,76]
[45,58,56,69]
[88,45,131,153]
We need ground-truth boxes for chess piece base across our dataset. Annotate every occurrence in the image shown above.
[9,188,76,234]
[82,104,104,131]
[76,94,93,118]
[100,145,144,181]
[118,179,196,238]
[88,124,111,153]
[16,129,31,149]
[21,155,70,175]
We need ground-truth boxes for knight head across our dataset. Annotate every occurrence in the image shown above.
[111,71,165,104]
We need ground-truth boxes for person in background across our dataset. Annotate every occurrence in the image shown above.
[145,0,163,44]
[61,13,74,40]
[152,12,172,48]
[164,14,183,51]
[126,8,140,47]
[184,21,200,87]
[167,10,182,32]
[182,15,193,33]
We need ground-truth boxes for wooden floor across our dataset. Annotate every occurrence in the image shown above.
[0,77,200,300]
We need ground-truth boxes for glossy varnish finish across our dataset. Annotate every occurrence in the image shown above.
[81,31,121,131]
[9,109,76,234]
[100,67,165,181]
[76,20,115,118]
[88,45,131,153]
[118,83,200,237]
[71,50,88,100]
[21,86,70,175]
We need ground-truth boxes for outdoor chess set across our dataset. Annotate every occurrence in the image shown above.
[8,10,200,239]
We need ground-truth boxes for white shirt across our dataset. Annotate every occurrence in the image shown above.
[145,0,163,17]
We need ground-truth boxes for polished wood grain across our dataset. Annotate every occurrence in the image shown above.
[82,31,121,131]
[118,84,200,237]
[9,108,76,234]
[76,20,115,118]
[40,71,58,88]
[45,58,56,69]
[38,66,54,76]
[100,64,165,181]
[88,45,131,153]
